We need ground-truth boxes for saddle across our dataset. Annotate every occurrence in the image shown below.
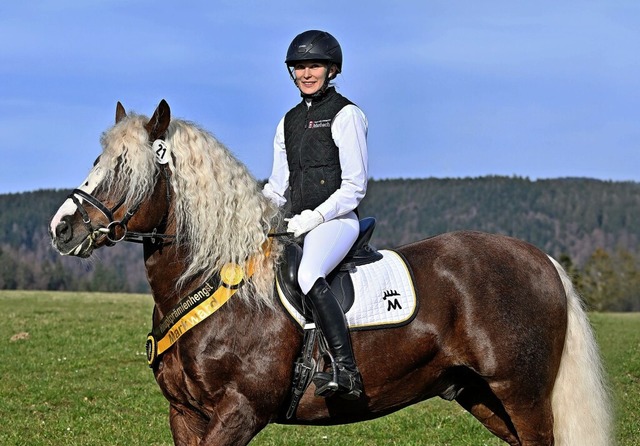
[279,218,419,416]
[276,217,383,320]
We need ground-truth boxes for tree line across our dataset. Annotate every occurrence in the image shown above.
[1,176,639,310]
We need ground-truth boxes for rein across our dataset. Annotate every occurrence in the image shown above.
[68,166,175,247]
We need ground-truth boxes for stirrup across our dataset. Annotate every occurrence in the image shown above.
[313,367,363,400]
[313,372,340,398]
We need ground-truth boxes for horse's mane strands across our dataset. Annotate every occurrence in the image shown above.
[166,119,280,307]
[100,114,281,308]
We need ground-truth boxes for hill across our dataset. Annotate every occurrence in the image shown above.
[359,176,640,263]
[1,177,639,308]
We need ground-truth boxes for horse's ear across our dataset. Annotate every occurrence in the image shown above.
[145,99,171,141]
[115,102,126,123]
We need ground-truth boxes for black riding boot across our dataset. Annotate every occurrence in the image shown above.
[306,278,363,400]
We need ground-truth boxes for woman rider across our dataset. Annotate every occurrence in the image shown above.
[263,30,368,400]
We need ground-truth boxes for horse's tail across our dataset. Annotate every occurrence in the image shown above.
[548,256,613,446]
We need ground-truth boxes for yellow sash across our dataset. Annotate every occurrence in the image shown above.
[146,242,269,366]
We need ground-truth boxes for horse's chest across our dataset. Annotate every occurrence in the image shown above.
[154,353,207,406]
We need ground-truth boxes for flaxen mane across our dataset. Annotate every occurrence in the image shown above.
[99,113,281,307]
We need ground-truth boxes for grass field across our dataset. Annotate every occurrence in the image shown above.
[1,290,638,445]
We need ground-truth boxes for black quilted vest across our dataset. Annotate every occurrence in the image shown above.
[284,88,353,216]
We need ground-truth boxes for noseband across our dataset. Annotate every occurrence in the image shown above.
[68,167,175,247]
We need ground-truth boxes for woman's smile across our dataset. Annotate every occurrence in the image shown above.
[294,61,330,95]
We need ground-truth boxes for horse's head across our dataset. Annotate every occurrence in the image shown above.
[50,99,280,305]
[49,100,174,258]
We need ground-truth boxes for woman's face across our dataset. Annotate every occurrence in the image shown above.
[293,61,336,95]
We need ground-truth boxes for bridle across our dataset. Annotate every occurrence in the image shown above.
[68,165,175,247]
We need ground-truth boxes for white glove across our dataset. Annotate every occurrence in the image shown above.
[286,210,324,237]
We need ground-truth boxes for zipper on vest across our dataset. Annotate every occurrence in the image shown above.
[298,102,314,197]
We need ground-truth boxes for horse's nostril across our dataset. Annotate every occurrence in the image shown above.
[55,217,73,243]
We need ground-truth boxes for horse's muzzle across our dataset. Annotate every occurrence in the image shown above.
[53,216,74,244]
[50,216,95,258]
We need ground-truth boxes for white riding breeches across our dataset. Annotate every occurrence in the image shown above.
[297,211,359,294]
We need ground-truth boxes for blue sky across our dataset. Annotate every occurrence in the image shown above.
[1,1,638,194]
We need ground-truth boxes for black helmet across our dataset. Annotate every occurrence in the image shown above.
[285,30,343,73]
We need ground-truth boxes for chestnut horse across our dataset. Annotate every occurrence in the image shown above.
[49,100,611,445]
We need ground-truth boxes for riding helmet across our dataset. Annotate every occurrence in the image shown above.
[285,30,343,73]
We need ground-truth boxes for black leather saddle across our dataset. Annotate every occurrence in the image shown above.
[276,217,383,320]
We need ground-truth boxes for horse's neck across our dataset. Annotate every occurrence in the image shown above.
[144,242,192,315]
[143,231,281,318]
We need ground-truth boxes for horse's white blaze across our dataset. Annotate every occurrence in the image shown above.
[49,164,106,237]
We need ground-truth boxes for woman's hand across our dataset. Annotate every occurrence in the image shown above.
[285,210,324,237]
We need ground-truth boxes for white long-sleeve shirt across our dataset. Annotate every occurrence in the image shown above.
[263,103,369,222]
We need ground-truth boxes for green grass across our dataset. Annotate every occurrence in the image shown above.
[1,291,638,445]
[0,291,169,445]
[590,312,640,443]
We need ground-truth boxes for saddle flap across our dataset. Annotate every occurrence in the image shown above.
[276,243,305,316]
[276,217,383,322]
[276,243,355,320]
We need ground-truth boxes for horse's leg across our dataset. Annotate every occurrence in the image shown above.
[169,404,207,446]
[481,377,556,446]
[197,389,267,446]
[455,387,520,446]
[456,380,555,446]
[168,392,266,446]
[499,398,554,445]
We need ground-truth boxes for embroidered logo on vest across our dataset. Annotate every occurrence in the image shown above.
[308,119,332,129]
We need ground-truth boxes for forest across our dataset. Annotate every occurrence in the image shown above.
[1,176,639,311]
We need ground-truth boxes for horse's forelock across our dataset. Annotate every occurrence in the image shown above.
[98,114,159,206]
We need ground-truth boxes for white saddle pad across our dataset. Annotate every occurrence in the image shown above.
[278,250,418,330]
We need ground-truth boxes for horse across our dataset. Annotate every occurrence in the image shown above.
[49,100,612,445]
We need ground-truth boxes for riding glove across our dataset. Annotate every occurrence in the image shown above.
[286,210,324,237]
